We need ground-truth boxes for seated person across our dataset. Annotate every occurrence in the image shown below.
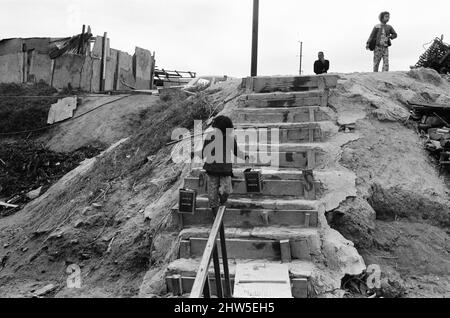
[314,51,330,75]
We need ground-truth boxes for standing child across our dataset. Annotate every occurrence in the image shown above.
[366,11,397,72]
[202,116,249,215]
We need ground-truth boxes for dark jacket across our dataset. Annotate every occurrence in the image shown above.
[202,133,243,176]
[367,24,397,50]
[314,60,330,75]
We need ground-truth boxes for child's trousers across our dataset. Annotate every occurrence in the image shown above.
[206,174,233,209]
[374,46,389,72]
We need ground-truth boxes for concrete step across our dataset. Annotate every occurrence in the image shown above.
[183,176,320,198]
[233,148,320,169]
[234,122,322,144]
[232,106,332,124]
[188,195,322,211]
[176,207,319,228]
[165,258,313,298]
[212,142,326,169]
[178,226,321,261]
[190,166,318,181]
[192,137,331,170]
[242,74,339,93]
[234,121,337,144]
[238,91,328,108]
[167,258,314,279]
[234,263,292,298]
[235,141,326,153]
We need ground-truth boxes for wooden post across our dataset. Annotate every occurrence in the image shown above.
[100,32,108,91]
[178,212,184,230]
[280,239,292,263]
[309,127,314,143]
[171,275,183,296]
[317,76,326,91]
[212,245,224,298]
[150,51,156,90]
[78,25,86,54]
[320,91,328,107]
[22,43,27,83]
[179,240,191,259]
[219,222,232,298]
[309,108,316,122]
[299,41,303,75]
[50,59,55,88]
[244,76,254,93]
[260,210,270,225]
[304,213,311,227]
[190,206,226,298]
[251,0,259,77]
[114,51,120,91]
[203,277,211,298]
[303,169,316,200]
[307,150,316,170]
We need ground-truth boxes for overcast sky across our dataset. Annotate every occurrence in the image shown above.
[1,0,449,77]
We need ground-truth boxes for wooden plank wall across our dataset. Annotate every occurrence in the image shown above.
[0,37,156,92]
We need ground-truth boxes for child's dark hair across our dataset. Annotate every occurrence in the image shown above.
[212,115,234,134]
[379,11,390,22]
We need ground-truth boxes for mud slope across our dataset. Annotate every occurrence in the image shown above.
[0,80,243,297]
[328,69,450,297]
[39,94,160,153]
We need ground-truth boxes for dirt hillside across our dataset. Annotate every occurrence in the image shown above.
[0,80,242,297]
[327,69,450,297]
[0,71,449,298]
[39,94,160,153]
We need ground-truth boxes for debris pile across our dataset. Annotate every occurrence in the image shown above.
[342,273,406,298]
[415,37,450,74]
[0,140,102,214]
[154,69,196,88]
[409,100,450,174]
[48,28,93,59]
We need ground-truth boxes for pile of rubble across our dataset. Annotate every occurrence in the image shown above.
[415,37,450,74]
[0,140,102,215]
[409,100,450,174]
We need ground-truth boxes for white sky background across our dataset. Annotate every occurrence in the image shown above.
[1,0,449,77]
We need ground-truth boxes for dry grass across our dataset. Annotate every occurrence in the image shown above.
[0,82,58,134]
[0,87,228,297]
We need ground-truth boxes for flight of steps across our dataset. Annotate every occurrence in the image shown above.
[165,74,339,298]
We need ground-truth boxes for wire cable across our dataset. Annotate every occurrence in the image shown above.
[0,94,131,136]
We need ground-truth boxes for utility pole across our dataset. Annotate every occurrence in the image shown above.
[100,32,107,92]
[251,0,259,77]
[298,41,303,75]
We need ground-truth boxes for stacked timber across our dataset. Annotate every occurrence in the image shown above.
[409,100,450,173]
[415,37,450,74]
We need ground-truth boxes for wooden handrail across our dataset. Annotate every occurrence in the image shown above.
[190,206,232,298]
